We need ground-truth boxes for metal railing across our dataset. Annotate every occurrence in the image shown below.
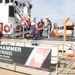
[0,40,75,75]
[16,6,28,19]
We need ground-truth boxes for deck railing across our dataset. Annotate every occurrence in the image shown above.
[0,39,75,75]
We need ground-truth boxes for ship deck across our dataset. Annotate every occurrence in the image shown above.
[22,29,75,41]
[38,36,75,41]
[0,32,75,75]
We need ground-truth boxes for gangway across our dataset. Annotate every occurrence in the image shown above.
[14,5,29,38]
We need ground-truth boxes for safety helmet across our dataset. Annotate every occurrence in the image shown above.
[40,18,43,21]
[31,22,36,26]
[46,16,49,19]
[33,17,36,20]
[28,16,30,19]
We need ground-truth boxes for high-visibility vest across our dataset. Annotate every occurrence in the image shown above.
[38,21,44,27]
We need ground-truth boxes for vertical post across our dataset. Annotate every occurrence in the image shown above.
[74,26,75,37]
[14,63,16,71]
[63,17,70,41]
[23,26,24,38]
[56,64,58,75]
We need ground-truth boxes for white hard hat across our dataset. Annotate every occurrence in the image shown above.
[31,22,36,26]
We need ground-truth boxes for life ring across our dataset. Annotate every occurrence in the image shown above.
[4,25,10,33]
[20,18,26,26]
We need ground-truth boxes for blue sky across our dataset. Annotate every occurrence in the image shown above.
[31,0,75,26]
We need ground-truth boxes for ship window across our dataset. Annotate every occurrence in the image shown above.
[5,0,9,3]
[9,6,14,17]
[11,0,13,2]
[0,0,2,3]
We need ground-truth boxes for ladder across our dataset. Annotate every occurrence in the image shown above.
[15,6,28,20]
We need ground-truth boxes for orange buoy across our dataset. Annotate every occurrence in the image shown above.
[64,50,74,58]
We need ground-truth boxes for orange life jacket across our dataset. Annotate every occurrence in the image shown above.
[38,21,43,27]
[46,20,52,26]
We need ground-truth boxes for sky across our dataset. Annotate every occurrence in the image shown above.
[31,0,75,26]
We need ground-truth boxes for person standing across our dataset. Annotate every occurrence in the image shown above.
[30,22,39,40]
[46,16,52,39]
[26,22,39,45]
[38,18,45,37]
[30,22,39,45]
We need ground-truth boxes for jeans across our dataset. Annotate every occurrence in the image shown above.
[47,26,52,39]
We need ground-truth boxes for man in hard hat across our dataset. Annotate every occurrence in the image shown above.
[38,18,45,37]
[30,22,39,45]
[30,22,39,40]
[32,17,36,23]
[26,22,39,45]
[46,16,52,39]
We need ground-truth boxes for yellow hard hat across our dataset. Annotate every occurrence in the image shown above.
[28,16,30,19]
[46,16,48,19]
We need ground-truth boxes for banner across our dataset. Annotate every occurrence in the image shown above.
[0,45,51,69]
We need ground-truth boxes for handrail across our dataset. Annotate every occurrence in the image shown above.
[63,17,70,41]
[16,6,28,19]
[63,17,75,41]
[0,40,75,75]
[57,44,75,75]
